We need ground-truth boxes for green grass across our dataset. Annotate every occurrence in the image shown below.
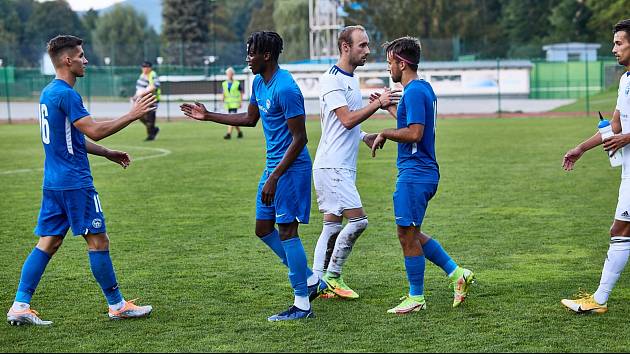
[552,87,619,114]
[1,117,629,352]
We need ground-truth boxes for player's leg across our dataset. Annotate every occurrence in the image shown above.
[8,236,63,326]
[323,208,366,300]
[594,220,630,303]
[312,169,343,279]
[388,225,427,314]
[254,171,319,296]
[562,181,630,314]
[387,182,428,314]
[312,215,342,278]
[267,170,320,321]
[65,188,151,319]
[8,190,69,326]
[419,231,475,307]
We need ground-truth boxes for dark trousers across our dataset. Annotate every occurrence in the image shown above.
[140,108,158,137]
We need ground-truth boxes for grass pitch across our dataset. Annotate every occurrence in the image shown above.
[1,116,629,352]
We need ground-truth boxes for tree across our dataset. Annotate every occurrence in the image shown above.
[500,0,555,58]
[273,0,308,62]
[546,0,594,44]
[587,0,627,55]
[245,0,275,37]
[22,0,89,66]
[162,0,211,66]
[92,4,156,66]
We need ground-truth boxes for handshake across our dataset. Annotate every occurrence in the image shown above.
[370,87,402,109]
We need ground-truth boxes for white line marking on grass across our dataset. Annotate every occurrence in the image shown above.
[0,146,172,175]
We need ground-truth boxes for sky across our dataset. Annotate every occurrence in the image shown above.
[39,0,125,11]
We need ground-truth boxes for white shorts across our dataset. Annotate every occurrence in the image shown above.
[615,178,630,221]
[313,168,362,216]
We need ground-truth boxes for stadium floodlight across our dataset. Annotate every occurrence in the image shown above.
[156,56,163,65]
[103,57,111,65]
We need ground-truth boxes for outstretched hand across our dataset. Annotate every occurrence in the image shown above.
[129,90,157,119]
[180,102,209,121]
[106,150,131,169]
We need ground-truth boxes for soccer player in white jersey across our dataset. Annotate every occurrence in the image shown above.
[312,25,398,299]
[7,35,155,326]
[561,19,630,314]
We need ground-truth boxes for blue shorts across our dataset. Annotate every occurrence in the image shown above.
[393,182,438,227]
[256,168,311,224]
[34,187,107,237]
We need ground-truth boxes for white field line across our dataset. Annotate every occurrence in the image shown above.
[0,146,171,175]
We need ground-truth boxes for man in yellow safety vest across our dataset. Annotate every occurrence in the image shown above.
[222,67,243,139]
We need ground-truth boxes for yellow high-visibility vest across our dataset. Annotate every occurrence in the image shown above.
[222,80,241,109]
[139,71,161,102]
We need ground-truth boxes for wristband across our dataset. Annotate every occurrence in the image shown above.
[360,131,368,140]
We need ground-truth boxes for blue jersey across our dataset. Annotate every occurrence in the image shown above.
[38,79,93,190]
[250,68,311,171]
[396,79,439,184]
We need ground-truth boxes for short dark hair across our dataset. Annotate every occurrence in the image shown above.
[246,31,283,62]
[337,25,366,53]
[47,35,83,61]
[614,19,630,39]
[382,36,421,71]
[142,61,152,67]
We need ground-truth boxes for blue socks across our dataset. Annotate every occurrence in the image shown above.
[260,229,314,279]
[88,250,123,305]
[404,255,425,297]
[15,247,51,304]
[260,229,289,267]
[422,239,458,276]
[281,237,309,298]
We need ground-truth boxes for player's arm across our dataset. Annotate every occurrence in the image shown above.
[360,131,380,150]
[334,88,399,129]
[369,90,398,119]
[74,91,156,141]
[260,115,308,205]
[85,140,131,169]
[370,124,423,157]
[602,110,630,155]
[180,101,260,127]
[563,109,622,171]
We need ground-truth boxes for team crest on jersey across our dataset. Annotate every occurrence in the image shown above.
[92,218,102,228]
[266,99,271,109]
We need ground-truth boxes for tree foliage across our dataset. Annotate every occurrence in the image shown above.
[92,4,156,66]
[162,0,211,66]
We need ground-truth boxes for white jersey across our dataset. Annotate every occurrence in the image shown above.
[313,65,364,171]
[617,72,630,178]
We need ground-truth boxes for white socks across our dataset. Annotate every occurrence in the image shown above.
[312,221,342,278]
[327,216,368,276]
[11,302,30,312]
[593,237,630,305]
[307,273,319,287]
[294,296,310,311]
[108,299,126,312]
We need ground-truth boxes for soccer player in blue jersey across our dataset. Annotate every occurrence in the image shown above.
[370,37,475,314]
[181,31,326,321]
[6,35,156,326]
